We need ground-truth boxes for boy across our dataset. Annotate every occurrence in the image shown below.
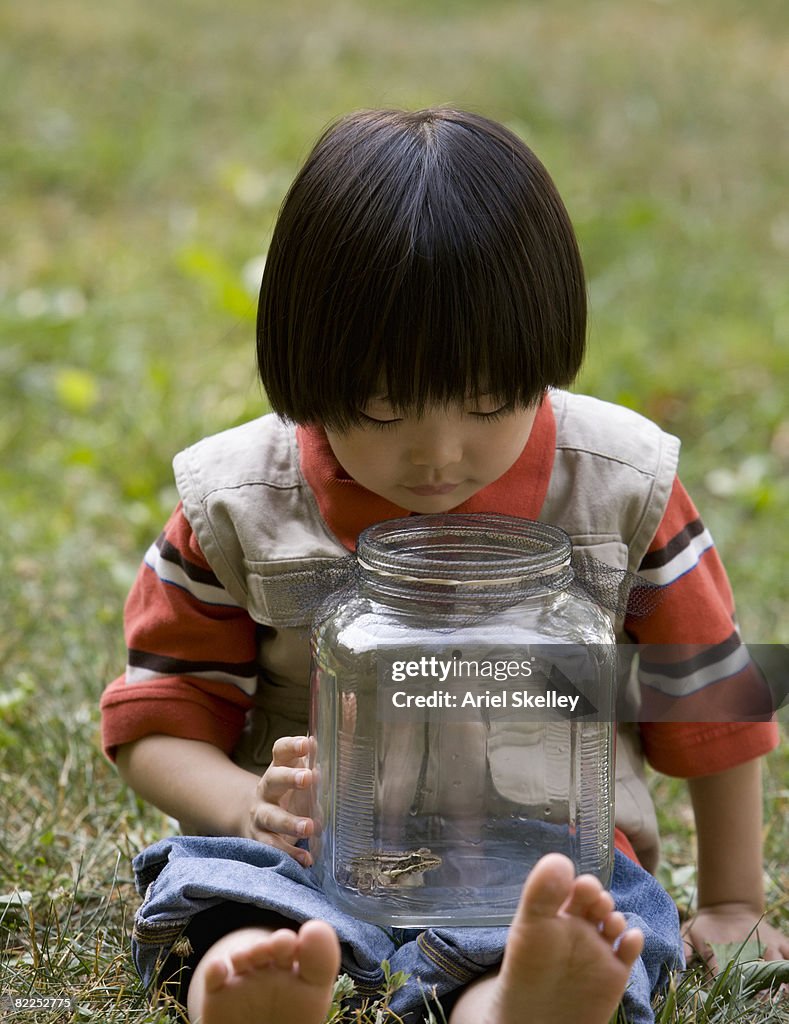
[101,108,785,1023]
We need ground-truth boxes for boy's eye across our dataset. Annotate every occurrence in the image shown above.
[357,400,515,426]
[359,412,402,428]
[469,402,514,421]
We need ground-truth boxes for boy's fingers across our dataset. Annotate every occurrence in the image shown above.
[259,765,313,801]
[251,801,314,841]
[765,937,789,960]
[270,735,310,765]
[248,824,313,867]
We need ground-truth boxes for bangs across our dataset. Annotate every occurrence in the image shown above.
[332,223,547,424]
[257,109,586,429]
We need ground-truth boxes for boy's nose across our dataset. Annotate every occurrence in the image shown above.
[408,434,463,470]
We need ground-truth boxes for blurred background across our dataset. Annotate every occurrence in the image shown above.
[0,1,787,1016]
[2,1,787,650]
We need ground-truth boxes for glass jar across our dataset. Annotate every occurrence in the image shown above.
[308,514,616,926]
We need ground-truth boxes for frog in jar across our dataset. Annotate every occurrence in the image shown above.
[345,848,442,892]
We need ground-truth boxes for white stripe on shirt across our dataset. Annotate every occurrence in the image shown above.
[638,527,714,586]
[143,541,241,607]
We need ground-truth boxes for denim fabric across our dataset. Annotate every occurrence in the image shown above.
[131,837,683,1023]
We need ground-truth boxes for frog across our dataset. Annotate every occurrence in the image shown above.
[346,847,442,892]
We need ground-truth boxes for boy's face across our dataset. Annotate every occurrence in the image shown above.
[324,396,540,513]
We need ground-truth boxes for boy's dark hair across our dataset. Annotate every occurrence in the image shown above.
[257,108,586,428]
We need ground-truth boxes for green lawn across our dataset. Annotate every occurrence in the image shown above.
[1,1,787,1020]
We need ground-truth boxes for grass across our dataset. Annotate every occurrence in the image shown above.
[1,0,787,1020]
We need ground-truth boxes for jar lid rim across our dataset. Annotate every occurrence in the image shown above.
[357,513,572,583]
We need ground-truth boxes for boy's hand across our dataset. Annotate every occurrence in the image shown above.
[683,903,789,970]
[247,735,316,866]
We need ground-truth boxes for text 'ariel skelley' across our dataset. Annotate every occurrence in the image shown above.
[390,689,581,712]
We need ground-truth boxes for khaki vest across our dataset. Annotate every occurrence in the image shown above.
[174,389,679,873]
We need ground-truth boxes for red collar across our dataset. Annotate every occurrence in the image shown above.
[296,397,556,552]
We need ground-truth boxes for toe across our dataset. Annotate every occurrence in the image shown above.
[246,940,276,970]
[522,854,576,919]
[297,921,341,987]
[229,946,257,975]
[601,911,628,942]
[615,928,645,969]
[202,957,229,994]
[268,928,298,970]
[584,890,616,926]
[563,874,605,918]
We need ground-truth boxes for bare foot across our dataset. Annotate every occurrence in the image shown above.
[484,853,644,1024]
[450,854,644,1024]
[186,920,341,1024]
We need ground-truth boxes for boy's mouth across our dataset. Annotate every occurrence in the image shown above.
[405,483,461,496]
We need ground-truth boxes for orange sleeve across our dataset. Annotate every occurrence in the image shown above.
[100,675,252,762]
[100,504,256,761]
[627,477,779,777]
[639,720,779,778]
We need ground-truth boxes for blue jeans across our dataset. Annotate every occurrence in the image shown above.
[131,837,683,1023]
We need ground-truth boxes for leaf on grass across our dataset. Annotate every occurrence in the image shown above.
[709,939,765,966]
[738,958,789,999]
[331,974,356,1001]
[380,958,409,994]
[326,973,357,1023]
[0,889,32,908]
